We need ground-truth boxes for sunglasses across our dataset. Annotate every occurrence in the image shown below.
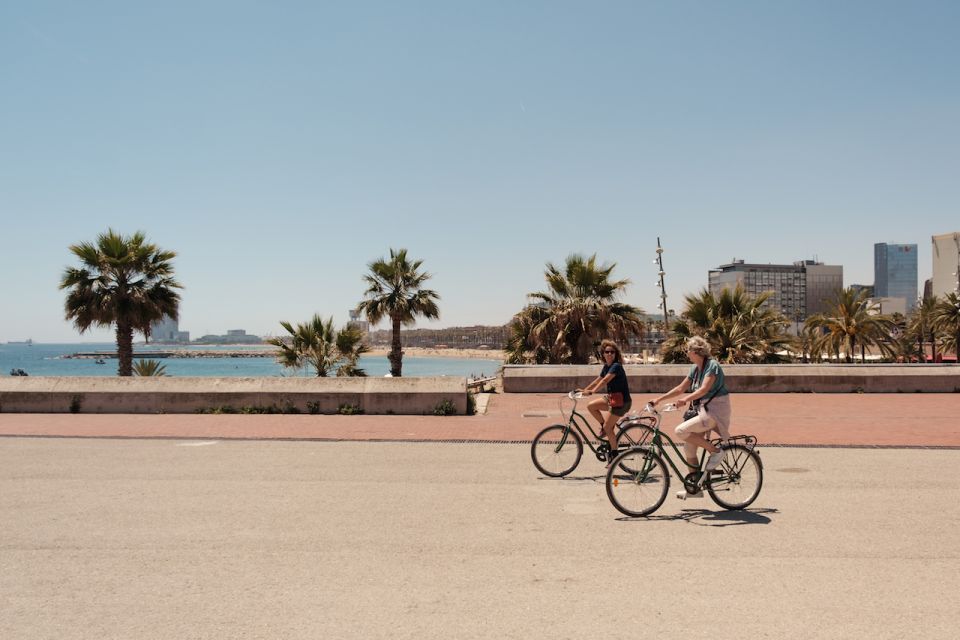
[603,349,616,354]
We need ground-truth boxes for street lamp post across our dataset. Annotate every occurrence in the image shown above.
[655,237,669,330]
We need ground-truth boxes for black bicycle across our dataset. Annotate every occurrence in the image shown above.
[530,392,656,477]
[605,403,764,517]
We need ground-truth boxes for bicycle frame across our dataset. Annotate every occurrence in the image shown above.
[556,396,652,457]
[631,410,714,487]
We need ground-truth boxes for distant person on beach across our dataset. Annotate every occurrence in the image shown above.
[649,336,729,498]
[578,339,631,465]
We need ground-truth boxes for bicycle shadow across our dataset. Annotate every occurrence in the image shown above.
[535,474,607,483]
[616,506,778,527]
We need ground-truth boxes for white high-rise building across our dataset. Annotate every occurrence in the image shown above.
[931,232,960,298]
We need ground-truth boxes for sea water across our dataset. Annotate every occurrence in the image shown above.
[0,343,502,379]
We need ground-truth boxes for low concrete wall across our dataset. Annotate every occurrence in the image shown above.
[502,364,960,393]
[0,377,467,415]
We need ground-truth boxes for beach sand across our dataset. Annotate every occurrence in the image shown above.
[367,347,504,361]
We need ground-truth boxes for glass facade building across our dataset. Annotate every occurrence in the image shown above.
[874,243,918,312]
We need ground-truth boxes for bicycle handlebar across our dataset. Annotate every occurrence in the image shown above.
[643,402,678,413]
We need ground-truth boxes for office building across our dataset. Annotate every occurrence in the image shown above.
[148,316,190,343]
[708,259,843,321]
[874,243,918,312]
[931,232,960,298]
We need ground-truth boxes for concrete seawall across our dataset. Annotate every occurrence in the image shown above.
[0,377,467,415]
[502,364,960,393]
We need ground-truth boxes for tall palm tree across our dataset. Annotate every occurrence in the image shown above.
[267,315,370,377]
[931,292,960,361]
[506,254,644,364]
[805,288,894,363]
[355,249,440,377]
[60,229,181,377]
[907,296,938,363]
[661,286,794,364]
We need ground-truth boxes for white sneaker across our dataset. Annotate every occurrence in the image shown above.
[676,489,704,500]
[705,448,725,471]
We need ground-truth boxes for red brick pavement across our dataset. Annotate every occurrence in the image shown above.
[0,393,958,447]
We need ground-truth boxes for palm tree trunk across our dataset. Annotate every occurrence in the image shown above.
[861,343,865,363]
[917,333,925,363]
[389,315,403,377]
[929,330,937,362]
[116,321,134,377]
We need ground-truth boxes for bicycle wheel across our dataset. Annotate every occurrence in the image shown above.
[706,444,763,510]
[531,424,583,477]
[614,422,657,473]
[605,447,670,517]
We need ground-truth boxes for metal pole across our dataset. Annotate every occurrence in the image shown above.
[656,237,668,329]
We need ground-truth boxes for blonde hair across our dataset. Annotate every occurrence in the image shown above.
[686,336,712,359]
[599,339,623,364]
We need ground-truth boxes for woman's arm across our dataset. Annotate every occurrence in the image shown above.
[652,378,691,405]
[582,373,615,395]
[679,374,715,405]
[578,376,603,394]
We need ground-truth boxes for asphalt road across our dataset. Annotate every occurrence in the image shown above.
[1,438,958,639]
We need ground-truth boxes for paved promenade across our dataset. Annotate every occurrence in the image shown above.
[2,393,959,638]
[1,438,958,639]
[1,393,959,446]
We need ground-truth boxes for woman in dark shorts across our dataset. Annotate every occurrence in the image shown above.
[578,339,632,466]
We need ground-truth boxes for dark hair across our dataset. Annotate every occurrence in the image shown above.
[599,339,623,364]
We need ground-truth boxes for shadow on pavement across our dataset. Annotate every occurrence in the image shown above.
[616,507,778,527]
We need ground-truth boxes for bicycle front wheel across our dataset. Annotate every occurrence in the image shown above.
[606,448,670,517]
[531,424,583,477]
[706,444,763,510]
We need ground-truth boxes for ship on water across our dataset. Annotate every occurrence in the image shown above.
[7,338,33,345]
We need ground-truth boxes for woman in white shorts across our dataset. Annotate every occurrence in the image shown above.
[650,336,731,498]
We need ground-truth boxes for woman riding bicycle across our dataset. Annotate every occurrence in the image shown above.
[650,336,730,497]
[578,339,631,466]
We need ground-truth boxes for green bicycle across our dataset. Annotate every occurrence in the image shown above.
[605,403,763,517]
[530,391,657,477]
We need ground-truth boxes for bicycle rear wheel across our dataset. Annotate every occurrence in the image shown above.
[531,424,583,477]
[605,448,670,517]
[706,444,763,510]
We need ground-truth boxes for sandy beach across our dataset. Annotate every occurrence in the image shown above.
[367,346,504,361]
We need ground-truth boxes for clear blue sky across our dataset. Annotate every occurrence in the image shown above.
[2,1,958,342]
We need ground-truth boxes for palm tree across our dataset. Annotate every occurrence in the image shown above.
[931,292,960,361]
[267,315,369,377]
[504,304,556,364]
[355,248,440,377]
[907,296,938,363]
[661,286,794,364]
[805,288,894,363]
[336,325,370,377]
[133,359,168,376]
[60,229,181,377]
[506,254,644,364]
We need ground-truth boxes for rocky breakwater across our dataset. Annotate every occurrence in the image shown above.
[66,349,276,359]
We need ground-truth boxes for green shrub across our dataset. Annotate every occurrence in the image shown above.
[433,399,457,416]
[338,403,364,415]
